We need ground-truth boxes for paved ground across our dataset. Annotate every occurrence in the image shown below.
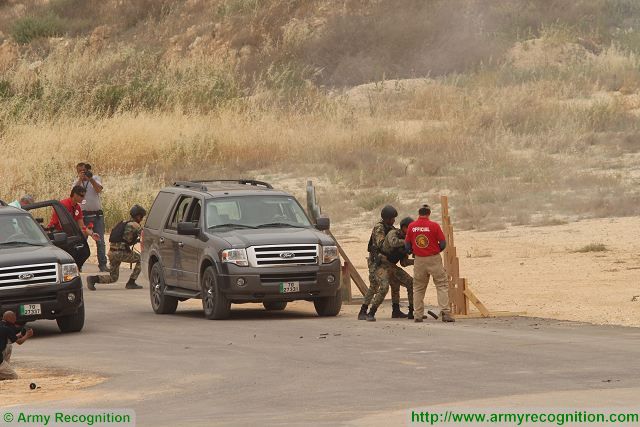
[6,267,640,426]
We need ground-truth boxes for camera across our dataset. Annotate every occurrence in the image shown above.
[84,163,93,179]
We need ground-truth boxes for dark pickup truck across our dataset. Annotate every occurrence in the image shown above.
[0,201,85,332]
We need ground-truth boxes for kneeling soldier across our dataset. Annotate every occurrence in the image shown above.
[86,205,146,290]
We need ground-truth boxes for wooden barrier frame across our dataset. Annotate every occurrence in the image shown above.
[441,195,519,318]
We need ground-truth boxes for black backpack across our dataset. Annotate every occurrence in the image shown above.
[109,221,133,244]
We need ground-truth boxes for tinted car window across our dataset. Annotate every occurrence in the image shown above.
[206,196,311,228]
[186,199,202,225]
[146,192,174,230]
[0,215,49,245]
[166,196,193,230]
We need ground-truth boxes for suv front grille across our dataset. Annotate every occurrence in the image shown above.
[0,263,59,290]
[247,244,319,267]
[260,272,317,284]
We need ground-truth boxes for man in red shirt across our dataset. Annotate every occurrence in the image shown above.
[49,185,101,243]
[405,204,454,323]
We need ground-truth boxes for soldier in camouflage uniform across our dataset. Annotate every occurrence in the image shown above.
[358,205,397,322]
[381,217,415,319]
[86,205,146,290]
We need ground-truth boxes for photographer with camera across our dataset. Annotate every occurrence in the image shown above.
[0,311,33,381]
[74,162,107,272]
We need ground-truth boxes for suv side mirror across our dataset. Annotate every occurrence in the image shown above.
[177,222,200,236]
[315,217,330,231]
[52,232,68,245]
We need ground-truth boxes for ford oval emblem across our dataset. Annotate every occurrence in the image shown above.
[280,252,295,259]
[18,273,34,280]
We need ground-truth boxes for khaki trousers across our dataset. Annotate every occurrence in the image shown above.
[0,343,17,380]
[413,253,450,320]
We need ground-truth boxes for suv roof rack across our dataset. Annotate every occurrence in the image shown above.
[172,181,208,191]
[191,179,274,189]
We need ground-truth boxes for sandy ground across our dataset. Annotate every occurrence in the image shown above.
[334,216,640,327]
[0,366,105,406]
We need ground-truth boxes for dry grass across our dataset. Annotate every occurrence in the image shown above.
[1,1,640,229]
[574,243,608,253]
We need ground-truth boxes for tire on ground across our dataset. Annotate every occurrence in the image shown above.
[150,262,178,314]
[56,304,85,333]
[201,266,231,320]
[313,291,342,317]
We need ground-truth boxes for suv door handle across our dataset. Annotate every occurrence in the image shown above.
[178,242,184,248]
[159,237,165,244]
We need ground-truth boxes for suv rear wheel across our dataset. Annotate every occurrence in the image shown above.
[313,292,342,317]
[202,266,230,320]
[263,301,287,311]
[150,263,178,314]
[56,304,85,333]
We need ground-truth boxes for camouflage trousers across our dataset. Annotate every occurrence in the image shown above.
[97,249,141,284]
[364,258,414,308]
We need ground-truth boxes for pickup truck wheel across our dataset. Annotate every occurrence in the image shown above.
[56,304,85,333]
[150,263,178,314]
[263,301,287,311]
[313,291,342,317]
[202,266,230,320]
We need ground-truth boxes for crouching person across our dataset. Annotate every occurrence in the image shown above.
[0,311,33,380]
[86,205,146,290]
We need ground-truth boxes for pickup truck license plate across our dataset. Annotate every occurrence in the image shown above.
[279,282,299,293]
[20,304,42,316]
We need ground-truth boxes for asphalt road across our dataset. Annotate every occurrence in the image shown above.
[8,268,640,426]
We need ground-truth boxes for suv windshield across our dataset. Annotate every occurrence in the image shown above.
[0,215,50,245]
[206,196,312,229]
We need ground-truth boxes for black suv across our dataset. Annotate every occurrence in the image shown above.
[0,202,85,332]
[141,180,342,319]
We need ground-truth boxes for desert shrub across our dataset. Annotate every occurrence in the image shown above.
[574,243,607,253]
[11,14,66,44]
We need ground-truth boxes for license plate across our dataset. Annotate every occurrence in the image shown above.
[279,281,299,293]
[20,304,41,316]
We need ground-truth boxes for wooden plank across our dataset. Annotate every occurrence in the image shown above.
[463,286,490,317]
[347,262,369,295]
[441,195,449,216]
[328,231,369,296]
[340,263,353,303]
[462,278,469,315]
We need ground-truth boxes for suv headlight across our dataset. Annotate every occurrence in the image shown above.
[221,248,249,267]
[322,246,339,264]
[61,263,79,282]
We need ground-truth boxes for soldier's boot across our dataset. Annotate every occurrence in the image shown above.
[357,304,368,320]
[441,311,455,323]
[86,275,98,291]
[366,306,377,322]
[391,303,408,318]
[407,305,414,320]
[125,279,143,290]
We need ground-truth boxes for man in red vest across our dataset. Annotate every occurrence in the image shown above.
[405,204,454,323]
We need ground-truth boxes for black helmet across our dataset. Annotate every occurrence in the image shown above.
[130,204,147,218]
[380,205,398,220]
[400,217,414,229]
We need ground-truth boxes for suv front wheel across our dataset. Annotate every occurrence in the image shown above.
[56,304,85,333]
[202,266,231,320]
[313,292,342,317]
[150,263,178,314]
